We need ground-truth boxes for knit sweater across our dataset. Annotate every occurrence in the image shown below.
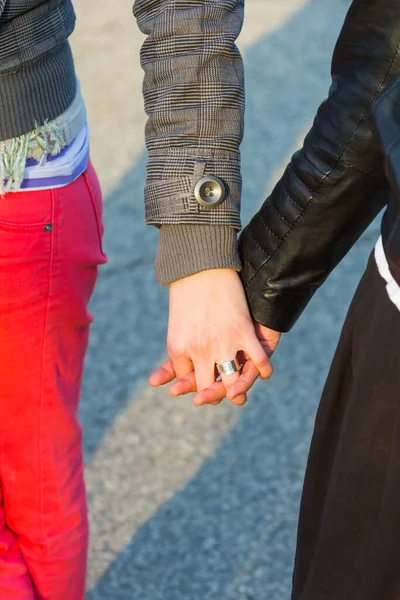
[1,0,242,285]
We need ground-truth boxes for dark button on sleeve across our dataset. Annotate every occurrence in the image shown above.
[194,176,226,208]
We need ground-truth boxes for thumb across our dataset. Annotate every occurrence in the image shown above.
[253,322,281,357]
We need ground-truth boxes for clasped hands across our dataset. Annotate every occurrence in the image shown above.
[149,269,281,406]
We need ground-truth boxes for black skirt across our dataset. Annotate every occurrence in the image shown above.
[292,249,400,600]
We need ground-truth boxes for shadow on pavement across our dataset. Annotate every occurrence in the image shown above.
[82,1,377,598]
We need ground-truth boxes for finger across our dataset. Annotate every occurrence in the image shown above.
[192,357,217,397]
[192,355,234,406]
[194,361,247,407]
[169,371,197,396]
[244,337,273,380]
[168,362,229,400]
[217,359,247,406]
[192,380,231,406]
[169,371,223,403]
[170,354,194,381]
[149,359,176,387]
[201,367,226,405]
[167,339,195,381]
[226,360,260,400]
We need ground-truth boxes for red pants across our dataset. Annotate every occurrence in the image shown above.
[0,161,107,599]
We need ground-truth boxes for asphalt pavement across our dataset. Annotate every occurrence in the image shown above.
[70,1,378,598]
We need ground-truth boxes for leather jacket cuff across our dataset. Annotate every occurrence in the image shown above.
[240,265,314,333]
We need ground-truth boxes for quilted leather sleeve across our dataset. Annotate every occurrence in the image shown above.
[238,0,400,332]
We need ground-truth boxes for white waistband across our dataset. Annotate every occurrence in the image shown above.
[374,235,400,312]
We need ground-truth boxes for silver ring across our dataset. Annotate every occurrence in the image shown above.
[216,358,241,377]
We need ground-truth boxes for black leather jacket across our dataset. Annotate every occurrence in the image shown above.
[238,0,400,332]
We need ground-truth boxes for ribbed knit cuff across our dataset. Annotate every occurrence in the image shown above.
[0,41,76,139]
[154,224,242,286]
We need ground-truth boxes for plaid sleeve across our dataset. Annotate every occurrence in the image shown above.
[133,0,245,231]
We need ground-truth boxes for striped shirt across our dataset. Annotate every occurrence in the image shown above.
[19,122,89,192]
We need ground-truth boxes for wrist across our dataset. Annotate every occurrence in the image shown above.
[168,267,239,289]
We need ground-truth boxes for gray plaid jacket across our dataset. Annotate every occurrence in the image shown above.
[133,0,245,284]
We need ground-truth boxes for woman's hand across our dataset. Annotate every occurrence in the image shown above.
[155,319,281,406]
[148,268,279,406]
[226,321,281,401]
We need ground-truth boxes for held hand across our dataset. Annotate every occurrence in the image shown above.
[226,322,281,400]
[149,269,278,406]
[163,321,281,404]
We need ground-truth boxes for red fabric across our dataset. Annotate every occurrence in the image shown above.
[0,161,107,599]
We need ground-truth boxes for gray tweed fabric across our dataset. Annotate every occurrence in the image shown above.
[134,0,245,284]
